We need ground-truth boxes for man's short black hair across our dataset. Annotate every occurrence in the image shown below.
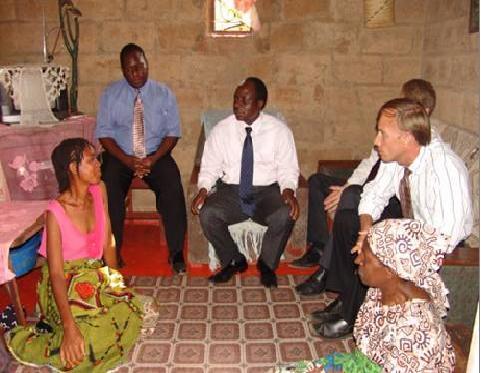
[120,43,146,67]
[245,77,268,109]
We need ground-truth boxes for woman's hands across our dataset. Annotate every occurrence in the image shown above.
[60,322,85,369]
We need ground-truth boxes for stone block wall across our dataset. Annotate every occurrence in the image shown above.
[0,0,477,185]
[422,0,480,132]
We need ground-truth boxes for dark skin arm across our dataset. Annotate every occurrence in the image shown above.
[137,136,178,177]
[191,188,208,215]
[99,137,178,178]
[45,212,85,369]
[282,188,299,220]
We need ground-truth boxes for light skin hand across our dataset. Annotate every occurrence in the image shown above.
[351,214,373,254]
[60,322,85,369]
[323,185,346,215]
[282,188,299,220]
[191,188,208,215]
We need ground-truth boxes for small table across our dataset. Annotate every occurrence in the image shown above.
[0,116,96,324]
[0,116,96,201]
[0,200,47,325]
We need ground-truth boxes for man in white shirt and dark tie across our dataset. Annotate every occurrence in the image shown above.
[191,77,300,288]
[313,97,472,338]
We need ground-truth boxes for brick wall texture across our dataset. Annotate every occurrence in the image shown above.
[0,0,478,182]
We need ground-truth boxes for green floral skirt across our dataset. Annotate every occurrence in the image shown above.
[6,259,144,372]
[277,350,381,373]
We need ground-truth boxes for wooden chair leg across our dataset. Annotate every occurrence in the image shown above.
[0,327,7,352]
[3,279,26,326]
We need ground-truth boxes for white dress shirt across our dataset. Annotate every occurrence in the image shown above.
[347,148,379,186]
[198,112,300,193]
[359,137,473,252]
[347,125,441,186]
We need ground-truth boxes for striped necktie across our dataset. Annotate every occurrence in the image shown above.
[239,126,254,217]
[133,91,146,158]
[399,167,413,218]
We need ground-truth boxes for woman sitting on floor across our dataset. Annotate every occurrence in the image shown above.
[281,219,455,372]
[6,138,145,372]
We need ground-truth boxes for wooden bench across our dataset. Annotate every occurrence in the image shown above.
[125,176,166,243]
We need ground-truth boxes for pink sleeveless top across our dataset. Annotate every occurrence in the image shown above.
[38,184,105,260]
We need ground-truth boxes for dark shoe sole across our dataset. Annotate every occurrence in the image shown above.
[312,321,353,339]
[289,253,321,268]
[310,298,342,322]
[310,311,341,324]
[209,261,248,283]
[172,262,186,274]
[295,281,326,296]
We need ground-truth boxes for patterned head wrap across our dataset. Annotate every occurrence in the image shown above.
[368,219,450,318]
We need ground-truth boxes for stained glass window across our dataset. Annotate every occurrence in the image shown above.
[209,0,261,37]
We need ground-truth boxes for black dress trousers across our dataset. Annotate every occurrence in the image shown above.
[101,151,187,260]
[325,192,402,325]
[199,183,294,270]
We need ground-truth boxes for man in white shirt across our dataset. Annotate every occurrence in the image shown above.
[191,77,300,288]
[295,79,436,297]
[313,98,472,339]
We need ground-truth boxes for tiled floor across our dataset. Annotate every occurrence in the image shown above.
[4,273,353,372]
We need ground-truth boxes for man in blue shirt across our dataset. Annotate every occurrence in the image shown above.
[95,43,186,273]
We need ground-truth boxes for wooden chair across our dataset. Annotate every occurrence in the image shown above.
[125,176,166,243]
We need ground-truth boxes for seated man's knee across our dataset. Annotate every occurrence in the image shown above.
[308,173,332,189]
[308,173,321,188]
[333,208,359,231]
[268,203,291,226]
[337,184,362,210]
[199,202,220,229]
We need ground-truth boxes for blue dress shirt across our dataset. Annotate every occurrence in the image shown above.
[95,79,181,155]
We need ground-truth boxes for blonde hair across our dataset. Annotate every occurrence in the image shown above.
[377,98,431,145]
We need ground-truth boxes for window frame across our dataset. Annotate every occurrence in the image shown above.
[207,0,255,38]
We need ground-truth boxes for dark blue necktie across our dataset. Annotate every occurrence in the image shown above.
[239,126,255,216]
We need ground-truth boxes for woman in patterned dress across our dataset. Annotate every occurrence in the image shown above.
[6,138,144,372]
[282,219,455,373]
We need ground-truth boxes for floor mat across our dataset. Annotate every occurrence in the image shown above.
[6,274,352,372]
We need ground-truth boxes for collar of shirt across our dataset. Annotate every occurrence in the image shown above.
[122,79,151,100]
[235,111,264,137]
[407,145,427,175]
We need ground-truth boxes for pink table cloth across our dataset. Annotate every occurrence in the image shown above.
[0,116,96,201]
[0,116,96,284]
[0,200,48,284]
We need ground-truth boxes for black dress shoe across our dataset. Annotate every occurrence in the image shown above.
[295,266,328,296]
[209,256,248,283]
[290,245,322,268]
[311,298,342,323]
[170,252,186,274]
[257,259,277,288]
[313,316,353,339]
